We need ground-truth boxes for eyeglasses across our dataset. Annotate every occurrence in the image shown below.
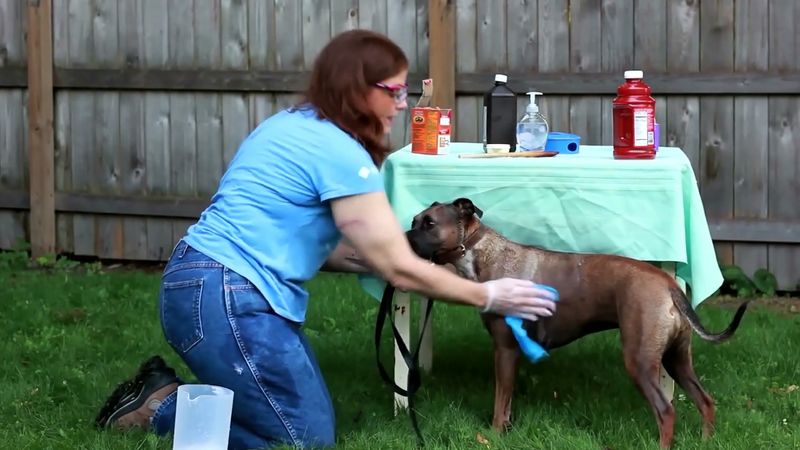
[374,82,408,104]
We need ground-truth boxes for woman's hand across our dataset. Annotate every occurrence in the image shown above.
[482,279,558,321]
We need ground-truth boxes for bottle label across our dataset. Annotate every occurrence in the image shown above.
[633,108,654,147]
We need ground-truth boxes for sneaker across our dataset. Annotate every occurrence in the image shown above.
[95,355,180,429]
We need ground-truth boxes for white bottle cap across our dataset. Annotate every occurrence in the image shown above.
[440,116,450,125]
[494,74,508,83]
[624,70,644,79]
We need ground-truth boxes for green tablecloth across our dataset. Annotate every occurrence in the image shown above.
[358,142,723,308]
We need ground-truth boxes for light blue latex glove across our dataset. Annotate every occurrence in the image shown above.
[505,284,560,363]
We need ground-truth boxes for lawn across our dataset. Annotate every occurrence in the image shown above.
[0,254,798,450]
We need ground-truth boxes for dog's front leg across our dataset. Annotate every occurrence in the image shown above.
[486,316,521,432]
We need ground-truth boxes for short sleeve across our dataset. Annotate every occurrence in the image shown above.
[308,134,385,202]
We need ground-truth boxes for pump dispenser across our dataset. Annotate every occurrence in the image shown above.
[516,91,549,152]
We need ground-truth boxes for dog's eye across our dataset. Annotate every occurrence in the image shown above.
[423,218,436,228]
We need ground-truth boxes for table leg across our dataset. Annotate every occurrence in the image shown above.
[393,290,411,413]
[659,261,679,403]
[418,297,434,373]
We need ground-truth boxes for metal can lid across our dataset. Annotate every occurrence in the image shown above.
[494,74,508,83]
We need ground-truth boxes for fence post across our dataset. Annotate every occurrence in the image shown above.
[26,0,56,258]
[428,0,456,133]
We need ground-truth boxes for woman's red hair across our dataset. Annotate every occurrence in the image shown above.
[297,29,408,166]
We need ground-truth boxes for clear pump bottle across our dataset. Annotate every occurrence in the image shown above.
[516,91,549,152]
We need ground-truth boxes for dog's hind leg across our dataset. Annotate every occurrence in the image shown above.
[662,330,716,440]
[621,331,676,449]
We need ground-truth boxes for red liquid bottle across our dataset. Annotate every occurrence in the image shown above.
[612,70,656,159]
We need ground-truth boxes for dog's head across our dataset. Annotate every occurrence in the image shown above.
[405,197,484,262]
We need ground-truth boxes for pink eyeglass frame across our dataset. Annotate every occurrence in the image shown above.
[374,82,408,103]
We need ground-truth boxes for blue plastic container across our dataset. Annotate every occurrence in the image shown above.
[545,132,581,154]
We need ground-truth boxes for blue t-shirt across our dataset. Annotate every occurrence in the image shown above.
[183,106,385,323]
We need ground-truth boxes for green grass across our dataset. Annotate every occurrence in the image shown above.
[0,256,798,450]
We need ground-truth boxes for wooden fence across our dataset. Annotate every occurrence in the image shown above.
[0,0,798,290]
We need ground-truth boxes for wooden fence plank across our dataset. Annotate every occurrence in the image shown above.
[632,0,667,147]
[118,0,148,260]
[429,0,455,120]
[141,0,168,67]
[454,0,479,143]
[222,93,249,167]
[248,93,275,130]
[733,0,770,279]
[386,0,419,148]
[168,1,198,244]
[222,0,248,70]
[332,0,359,36]
[66,0,95,257]
[476,0,506,73]
[92,0,124,259]
[767,0,800,290]
[359,0,387,33]
[221,2,251,164]
[0,89,27,249]
[506,0,537,73]
[0,0,26,66]
[416,0,429,75]
[601,0,633,73]
[145,92,174,260]
[699,0,735,266]
[387,0,419,73]
[142,0,173,260]
[569,0,601,145]
[274,0,304,70]
[52,0,70,254]
[666,0,700,172]
[598,0,635,145]
[27,0,55,257]
[538,0,569,135]
[633,0,666,72]
[302,0,331,68]
[196,93,224,196]
[54,89,72,253]
[195,0,222,69]
[0,0,29,247]
[247,0,274,69]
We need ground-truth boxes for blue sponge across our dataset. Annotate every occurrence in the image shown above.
[504,284,559,363]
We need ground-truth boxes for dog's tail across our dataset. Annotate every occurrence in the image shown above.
[670,287,750,343]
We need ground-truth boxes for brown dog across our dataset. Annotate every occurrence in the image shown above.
[405,197,749,449]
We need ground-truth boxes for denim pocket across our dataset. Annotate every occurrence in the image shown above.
[160,278,204,354]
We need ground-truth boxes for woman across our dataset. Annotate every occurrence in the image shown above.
[95,29,557,449]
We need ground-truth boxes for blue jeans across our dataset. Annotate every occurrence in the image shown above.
[151,240,336,449]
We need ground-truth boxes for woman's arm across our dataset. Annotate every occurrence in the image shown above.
[329,192,558,321]
[320,240,373,273]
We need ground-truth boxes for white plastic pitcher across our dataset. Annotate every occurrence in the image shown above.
[173,384,234,450]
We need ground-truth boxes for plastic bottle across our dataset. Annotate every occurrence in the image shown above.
[516,92,549,151]
[612,70,656,159]
[483,74,518,151]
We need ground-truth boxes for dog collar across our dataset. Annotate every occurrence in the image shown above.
[432,225,489,264]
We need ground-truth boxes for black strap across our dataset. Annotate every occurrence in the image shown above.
[374,284,434,448]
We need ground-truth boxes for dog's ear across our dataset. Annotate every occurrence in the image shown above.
[429,201,441,207]
[452,197,483,219]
